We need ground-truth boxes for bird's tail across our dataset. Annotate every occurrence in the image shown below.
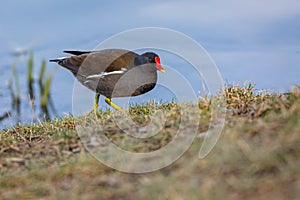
[49,57,67,63]
[49,57,79,74]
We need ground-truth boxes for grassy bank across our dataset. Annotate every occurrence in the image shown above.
[0,84,299,200]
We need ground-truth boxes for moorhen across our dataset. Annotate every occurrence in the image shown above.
[50,49,165,112]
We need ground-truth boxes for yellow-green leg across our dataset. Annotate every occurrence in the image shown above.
[94,93,100,114]
[105,97,124,112]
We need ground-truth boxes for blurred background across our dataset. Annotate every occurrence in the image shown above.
[0,0,299,128]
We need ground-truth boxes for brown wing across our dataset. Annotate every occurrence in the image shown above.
[77,49,138,76]
[52,49,138,76]
[73,49,140,96]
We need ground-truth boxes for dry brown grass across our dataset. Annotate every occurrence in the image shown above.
[0,84,299,200]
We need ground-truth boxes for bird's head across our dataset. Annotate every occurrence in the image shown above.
[137,52,165,73]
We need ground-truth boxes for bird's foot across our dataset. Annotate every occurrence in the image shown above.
[94,93,100,114]
[105,98,124,113]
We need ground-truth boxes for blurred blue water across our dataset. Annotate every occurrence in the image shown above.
[0,1,299,129]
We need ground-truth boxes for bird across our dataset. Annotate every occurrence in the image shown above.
[50,49,165,113]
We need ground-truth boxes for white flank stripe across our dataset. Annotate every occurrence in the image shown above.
[86,68,127,79]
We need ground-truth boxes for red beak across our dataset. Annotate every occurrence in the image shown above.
[155,57,165,73]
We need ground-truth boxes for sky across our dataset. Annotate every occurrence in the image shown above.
[0,0,299,125]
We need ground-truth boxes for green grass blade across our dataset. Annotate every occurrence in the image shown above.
[27,51,34,100]
[41,74,52,110]
[39,59,46,85]
[11,59,21,112]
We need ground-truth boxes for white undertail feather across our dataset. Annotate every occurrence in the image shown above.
[56,57,68,60]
